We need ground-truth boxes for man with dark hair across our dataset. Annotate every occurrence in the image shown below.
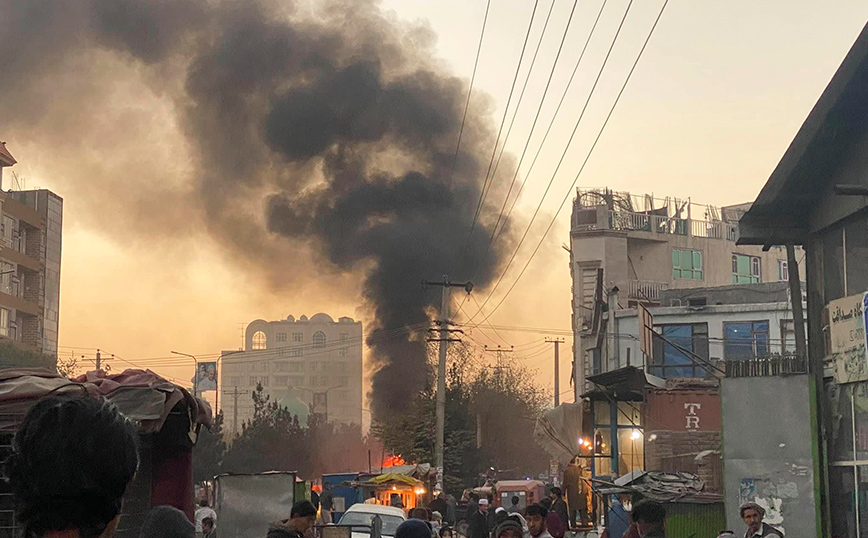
[268,501,318,538]
[320,483,334,524]
[202,517,217,538]
[467,497,488,538]
[739,502,782,538]
[196,499,218,537]
[494,519,524,538]
[525,504,552,538]
[631,500,666,538]
[10,396,139,538]
[507,496,521,514]
[549,488,568,533]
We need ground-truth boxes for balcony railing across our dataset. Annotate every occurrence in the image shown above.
[724,353,807,377]
[627,280,669,301]
[598,210,738,241]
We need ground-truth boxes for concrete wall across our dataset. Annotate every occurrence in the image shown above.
[720,375,818,538]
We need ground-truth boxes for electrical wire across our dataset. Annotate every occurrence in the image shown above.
[446,0,492,188]
[468,0,637,323]
[466,0,544,250]
[471,0,594,281]
[472,0,670,324]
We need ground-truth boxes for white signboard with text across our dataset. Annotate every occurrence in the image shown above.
[831,293,868,384]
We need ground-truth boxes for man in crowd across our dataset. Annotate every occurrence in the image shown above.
[494,519,524,538]
[549,488,568,530]
[526,504,553,538]
[631,500,666,538]
[196,499,218,537]
[320,483,335,524]
[268,500,318,538]
[467,496,489,538]
[202,517,217,538]
[506,496,521,514]
[739,502,783,538]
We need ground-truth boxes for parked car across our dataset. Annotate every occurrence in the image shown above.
[338,504,407,538]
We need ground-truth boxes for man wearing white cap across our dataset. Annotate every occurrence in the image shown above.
[740,502,782,538]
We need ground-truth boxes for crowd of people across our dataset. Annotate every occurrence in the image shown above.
[6,394,782,538]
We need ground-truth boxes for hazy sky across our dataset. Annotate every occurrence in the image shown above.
[7,0,868,412]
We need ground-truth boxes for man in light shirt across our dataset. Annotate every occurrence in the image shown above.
[195,499,217,538]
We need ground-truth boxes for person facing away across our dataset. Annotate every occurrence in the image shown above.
[319,484,335,524]
[196,499,217,536]
[9,395,139,538]
[548,488,568,533]
[507,496,522,515]
[630,500,666,538]
[494,519,524,538]
[202,517,217,538]
[428,494,449,522]
[739,503,783,538]
[525,504,552,538]
[268,501,318,538]
[140,506,195,538]
[540,500,564,538]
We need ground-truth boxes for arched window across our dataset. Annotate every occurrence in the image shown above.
[313,331,326,349]
[252,330,267,350]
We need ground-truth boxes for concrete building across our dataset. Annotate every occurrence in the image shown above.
[569,188,804,392]
[221,313,363,437]
[738,21,868,538]
[0,142,63,358]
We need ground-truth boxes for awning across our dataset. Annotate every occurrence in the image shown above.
[367,473,423,487]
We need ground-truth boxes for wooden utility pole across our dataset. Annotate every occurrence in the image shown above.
[546,338,565,406]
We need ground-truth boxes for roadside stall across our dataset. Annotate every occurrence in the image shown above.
[367,473,427,509]
[0,368,211,538]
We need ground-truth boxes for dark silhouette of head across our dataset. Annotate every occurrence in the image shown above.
[9,395,139,538]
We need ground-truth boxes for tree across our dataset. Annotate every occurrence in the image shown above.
[194,411,227,483]
[56,355,78,377]
[222,383,311,476]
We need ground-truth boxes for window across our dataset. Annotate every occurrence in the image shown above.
[275,375,288,386]
[290,376,304,386]
[261,377,269,387]
[672,249,703,280]
[778,260,789,282]
[276,361,288,372]
[650,323,709,378]
[320,376,329,386]
[290,347,303,357]
[252,330,267,350]
[732,254,761,283]
[781,320,796,354]
[289,361,303,372]
[0,308,10,338]
[249,376,257,387]
[276,332,287,343]
[313,331,326,349]
[310,376,318,387]
[0,216,14,248]
[340,332,348,342]
[292,332,304,342]
[340,347,347,357]
[724,321,770,359]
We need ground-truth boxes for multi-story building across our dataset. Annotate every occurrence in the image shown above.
[221,313,363,437]
[0,142,63,359]
[569,188,804,391]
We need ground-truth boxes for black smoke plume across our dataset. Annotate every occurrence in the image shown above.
[0,0,514,419]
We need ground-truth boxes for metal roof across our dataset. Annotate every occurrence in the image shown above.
[739,22,868,246]
[0,142,16,167]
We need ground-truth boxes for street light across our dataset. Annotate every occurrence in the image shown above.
[171,350,197,396]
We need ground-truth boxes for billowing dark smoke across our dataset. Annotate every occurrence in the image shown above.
[0,0,514,418]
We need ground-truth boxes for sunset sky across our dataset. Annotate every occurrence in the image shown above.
[3,0,867,415]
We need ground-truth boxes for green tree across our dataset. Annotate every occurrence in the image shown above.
[194,411,227,483]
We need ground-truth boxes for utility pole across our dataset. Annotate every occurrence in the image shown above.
[423,275,472,493]
[545,338,565,406]
[95,349,101,371]
[483,345,514,388]
[223,386,250,438]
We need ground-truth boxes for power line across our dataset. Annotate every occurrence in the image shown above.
[470,0,587,281]
[473,0,670,324]
[446,0,492,188]
[466,0,544,252]
[468,0,637,322]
